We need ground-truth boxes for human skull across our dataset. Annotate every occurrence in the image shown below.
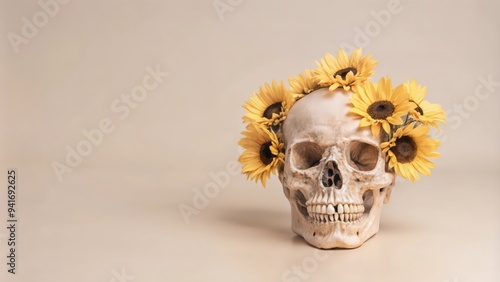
[279,87,396,249]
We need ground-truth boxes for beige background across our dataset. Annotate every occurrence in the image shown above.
[1,0,500,281]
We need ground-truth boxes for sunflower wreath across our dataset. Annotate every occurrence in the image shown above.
[238,49,446,186]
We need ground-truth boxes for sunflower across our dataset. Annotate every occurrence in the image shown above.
[314,48,377,91]
[381,124,440,182]
[288,69,320,100]
[405,80,447,129]
[349,77,414,136]
[242,81,294,131]
[238,125,285,187]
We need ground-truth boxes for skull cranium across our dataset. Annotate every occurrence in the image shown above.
[279,88,396,249]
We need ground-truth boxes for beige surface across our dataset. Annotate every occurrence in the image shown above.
[1,0,500,281]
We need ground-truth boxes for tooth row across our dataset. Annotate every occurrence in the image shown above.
[310,213,364,223]
[306,204,365,215]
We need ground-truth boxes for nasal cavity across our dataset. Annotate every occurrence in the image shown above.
[322,160,343,189]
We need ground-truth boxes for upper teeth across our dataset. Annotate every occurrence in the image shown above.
[306,203,365,223]
[307,203,365,214]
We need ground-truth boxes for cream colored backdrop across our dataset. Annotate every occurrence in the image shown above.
[1,0,499,281]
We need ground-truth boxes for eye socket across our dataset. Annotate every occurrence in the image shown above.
[347,141,379,171]
[292,142,324,170]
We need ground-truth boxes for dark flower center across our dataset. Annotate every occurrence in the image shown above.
[334,67,358,80]
[259,141,275,165]
[367,100,395,120]
[263,102,282,119]
[390,136,417,164]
